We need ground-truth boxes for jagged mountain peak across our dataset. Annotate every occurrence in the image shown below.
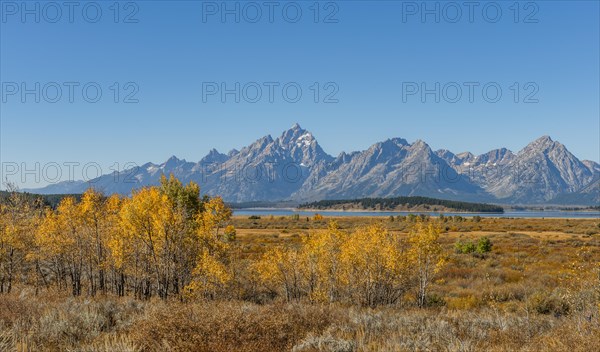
[409,139,432,152]
[536,135,553,143]
[476,148,514,165]
[271,125,333,165]
[435,149,458,164]
[521,135,563,154]
[162,155,185,168]
[227,149,239,157]
[494,147,512,154]
[388,137,409,147]
[483,136,595,203]
[251,135,274,149]
[200,149,228,164]
[370,137,408,150]
[278,124,315,146]
[517,136,576,165]
[436,149,454,156]
[457,151,475,161]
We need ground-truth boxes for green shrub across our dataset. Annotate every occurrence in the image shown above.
[476,237,493,253]
[454,240,476,254]
[455,237,493,255]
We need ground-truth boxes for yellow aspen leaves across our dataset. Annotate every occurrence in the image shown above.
[407,220,446,308]
[30,174,235,300]
[253,220,447,307]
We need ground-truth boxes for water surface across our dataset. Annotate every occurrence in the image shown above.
[233,209,600,219]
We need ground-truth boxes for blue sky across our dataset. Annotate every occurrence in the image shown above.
[1,0,599,188]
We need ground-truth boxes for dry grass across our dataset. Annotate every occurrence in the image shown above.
[293,307,600,352]
[1,291,597,351]
[230,216,600,236]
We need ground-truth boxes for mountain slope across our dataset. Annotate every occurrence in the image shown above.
[24,126,598,205]
[484,136,596,203]
[296,138,489,202]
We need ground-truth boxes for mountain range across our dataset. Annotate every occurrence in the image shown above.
[26,124,600,205]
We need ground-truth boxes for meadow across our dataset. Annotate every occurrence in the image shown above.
[0,180,599,351]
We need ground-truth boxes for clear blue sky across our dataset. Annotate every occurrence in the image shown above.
[1,0,599,188]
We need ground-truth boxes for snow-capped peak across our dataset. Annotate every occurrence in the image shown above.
[296,132,314,147]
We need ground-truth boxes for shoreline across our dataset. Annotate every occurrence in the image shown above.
[231,207,600,219]
[296,208,503,214]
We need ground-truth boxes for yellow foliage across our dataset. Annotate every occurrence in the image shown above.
[185,249,232,299]
[253,221,416,306]
[300,221,345,302]
[31,175,235,300]
[408,220,447,307]
[254,246,306,301]
[339,223,410,306]
[199,197,232,239]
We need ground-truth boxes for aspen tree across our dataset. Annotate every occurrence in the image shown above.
[407,220,446,308]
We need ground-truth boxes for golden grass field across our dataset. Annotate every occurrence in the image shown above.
[1,215,599,351]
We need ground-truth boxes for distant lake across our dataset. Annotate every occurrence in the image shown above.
[234,209,600,219]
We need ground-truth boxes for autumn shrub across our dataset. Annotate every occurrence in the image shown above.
[446,295,479,310]
[0,293,40,328]
[0,292,147,351]
[314,307,560,351]
[34,297,144,348]
[527,308,600,352]
[482,284,527,302]
[77,335,140,352]
[130,301,337,352]
[425,293,446,307]
[292,332,355,352]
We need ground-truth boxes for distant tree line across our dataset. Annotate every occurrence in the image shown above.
[227,201,294,209]
[0,191,81,209]
[300,196,504,213]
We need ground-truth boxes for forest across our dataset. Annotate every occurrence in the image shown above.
[300,196,505,213]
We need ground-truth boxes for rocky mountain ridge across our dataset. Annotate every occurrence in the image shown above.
[25,125,599,205]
